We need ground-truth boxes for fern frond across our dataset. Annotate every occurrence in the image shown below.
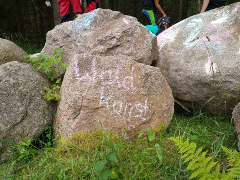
[189,167,202,179]
[222,146,237,163]
[188,156,215,179]
[169,137,225,179]
[169,136,185,147]
[222,145,240,179]
[184,147,203,164]
[221,168,232,180]
[211,163,220,177]
[202,174,221,180]
[206,161,218,173]
[169,137,240,179]
[182,142,197,159]
[187,151,208,170]
[179,139,191,153]
[199,170,216,180]
[228,161,240,178]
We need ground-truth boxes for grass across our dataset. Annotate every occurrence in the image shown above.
[16,42,43,55]
[0,111,238,180]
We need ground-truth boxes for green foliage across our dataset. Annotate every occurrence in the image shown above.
[25,48,68,101]
[169,136,240,180]
[26,48,67,81]
[221,146,240,178]
[147,128,156,142]
[94,140,123,180]
[0,114,237,179]
[43,83,61,101]
[188,125,213,149]
[146,129,163,165]
[32,121,55,148]
[1,136,37,164]
[0,120,54,164]
[14,139,36,163]
[155,143,163,165]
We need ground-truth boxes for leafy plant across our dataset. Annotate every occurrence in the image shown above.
[169,136,240,180]
[94,140,123,180]
[155,143,163,165]
[25,48,68,101]
[221,146,240,178]
[43,82,61,101]
[145,129,163,165]
[1,137,38,164]
[188,125,213,149]
[32,121,55,149]
[147,128,156,142]
[14,139,34,162]
[26,48,67,80]
[0,121,55,163]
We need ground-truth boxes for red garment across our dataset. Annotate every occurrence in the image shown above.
[86,0,99,13]
[58,0,82,17]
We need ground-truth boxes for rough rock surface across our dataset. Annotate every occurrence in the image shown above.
[0,61,52,150]
[157,2,240,116]
[56,54,174,138]
[233,102,240,150]
[40,8,158,76]
[0,38,28,65]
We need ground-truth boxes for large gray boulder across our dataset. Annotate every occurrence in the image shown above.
[0,38,28,65]
[40,8,158,76]
[0,61,52,151]
[157,2,240,116]
[56,54,174,138]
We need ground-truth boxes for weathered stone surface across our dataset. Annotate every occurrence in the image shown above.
[0,61,52,149]
[40,8,158,76]
[233,102,240,150]
[157,2,240,116]
[56,54,174,138]
[0,38,28,65]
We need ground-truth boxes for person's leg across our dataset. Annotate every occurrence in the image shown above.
[86,0,99,13]
[142,10,156,25]
[58,0,71,23]
[70,0,82,19]
[153,10,156,24]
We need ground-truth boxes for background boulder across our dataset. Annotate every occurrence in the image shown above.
[40,8,158,76]
[56,54,174,138]
[0,61,52,151]
[0,38,28,65]
[157,2,240,116]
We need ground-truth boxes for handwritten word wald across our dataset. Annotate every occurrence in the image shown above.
[74,58,135,91]
[99,87,152,121]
